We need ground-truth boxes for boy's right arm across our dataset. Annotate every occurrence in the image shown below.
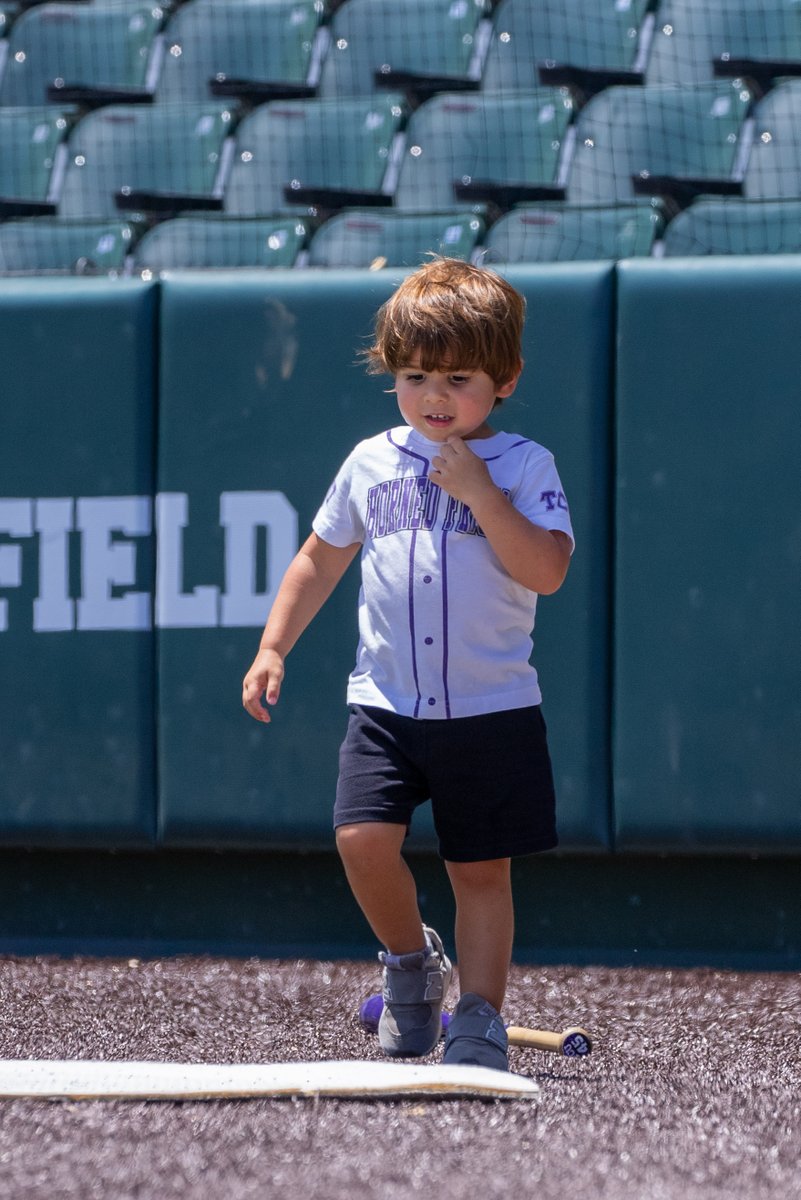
[242,531,360,723]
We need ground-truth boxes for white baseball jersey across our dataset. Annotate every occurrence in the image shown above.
[312,425,574,720]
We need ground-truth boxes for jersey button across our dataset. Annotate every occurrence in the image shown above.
[427,697,436,706]
[424,636,433,645]
[423,575,432,583]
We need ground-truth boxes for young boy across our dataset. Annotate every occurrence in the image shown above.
[242,258,573,1071]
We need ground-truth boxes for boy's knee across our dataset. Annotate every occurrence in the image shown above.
[446,857,511,891]
[336,821,405,865]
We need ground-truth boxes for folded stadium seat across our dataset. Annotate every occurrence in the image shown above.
[647,0,801,92]
[317,0,491,102]
[662,196,801,254]
[0,4,19,37]
[132,215,308,270]
[482,0,652,97]
[223,93,405,214]
[156,0,324,104]
[0,2,164,108]
[392,89,574,212]
[57,101,234,219]
[567,81,752,209]
[743,79,801,197]
[483,203,662,262]
[0,216,136,273]
[307,209,484,267]
[0,105,68,216]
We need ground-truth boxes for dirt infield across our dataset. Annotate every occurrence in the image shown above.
[0,956,798,1199]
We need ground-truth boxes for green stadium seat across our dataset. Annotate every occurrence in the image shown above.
[0,217,136,273]
[57,101,234,219]
[132,215,308,269]
[223,93,405,214]
[307,209,484,267]
[744,80,801,198]
[393,89,574,212]
[0,5,20,38]
[156,0,323,104]
[0,105,68,216]
[482,0,652,95]
[662,197,801,254]
[318,0,489,101]
[0,2,163,108]
[567,82,752,207]
[483,203,662,262]
[647,0,801,90]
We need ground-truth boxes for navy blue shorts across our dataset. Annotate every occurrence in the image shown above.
[334,704,558,863]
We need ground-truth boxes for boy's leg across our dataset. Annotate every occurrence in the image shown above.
[336,821,452,1057]
[441,857,513,1070]
[444,857,513,1012]
[335,821,424,953]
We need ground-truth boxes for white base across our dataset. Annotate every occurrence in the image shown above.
[0,1058,539,1101]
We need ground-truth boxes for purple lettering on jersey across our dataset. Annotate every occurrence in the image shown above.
[366,477,518,539]
[375,481,390,537]
[409,478,441,530]
[407,479,427,530]
[422,480,441,530]
[385,477,405,535]
[366,477,442,537]
[397,476,417,530]
[365,484,379,535]
[441,495,458,532]
[540,489,568,512]
[442,494,479,535]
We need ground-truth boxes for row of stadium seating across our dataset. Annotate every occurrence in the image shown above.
[2,82,801,217]
[2,0,801,107]
[3,199,801,274]
[4,0,801,272]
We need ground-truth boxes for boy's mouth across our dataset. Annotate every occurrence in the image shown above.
[424,414,453,426]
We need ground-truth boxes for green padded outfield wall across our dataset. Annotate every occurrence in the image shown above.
[156,272,389,849]
[508,264,613,849]
[0,280,158,846]
[615,258,801,851]
[157,266,613,850]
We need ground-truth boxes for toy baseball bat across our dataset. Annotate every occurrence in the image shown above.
[359,994,592,1057]
[505,1024,592,1056]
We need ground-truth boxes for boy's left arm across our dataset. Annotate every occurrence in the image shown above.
[431,437,572,595]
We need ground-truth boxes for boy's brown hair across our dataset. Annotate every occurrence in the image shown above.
[365,258,525,392]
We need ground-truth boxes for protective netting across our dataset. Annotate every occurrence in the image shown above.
[2,0,801,273]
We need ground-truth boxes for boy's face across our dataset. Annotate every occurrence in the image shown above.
[393,356,519,443]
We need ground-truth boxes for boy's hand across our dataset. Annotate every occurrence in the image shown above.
[242,648,285,723]
[432,436,571,593]
[430,437,495,506]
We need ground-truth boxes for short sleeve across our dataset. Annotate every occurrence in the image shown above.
[511,447,575,552]
[312,448,366,548]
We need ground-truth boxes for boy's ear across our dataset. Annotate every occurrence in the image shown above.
[496,361,523,400]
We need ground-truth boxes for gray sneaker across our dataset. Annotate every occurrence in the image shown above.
[378,926,452,1058]
[443,992,509,1071]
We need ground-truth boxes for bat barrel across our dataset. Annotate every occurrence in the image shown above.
[506,1025,562,1052]
[506,1025,593,1057]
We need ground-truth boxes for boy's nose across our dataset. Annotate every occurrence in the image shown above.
[424,380,450,401]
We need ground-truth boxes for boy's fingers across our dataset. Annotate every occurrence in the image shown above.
[243,652,285,723]
[243,675,274,723]
[264,672,282,707]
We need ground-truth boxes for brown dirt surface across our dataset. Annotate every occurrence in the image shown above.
[0,956,799,1199]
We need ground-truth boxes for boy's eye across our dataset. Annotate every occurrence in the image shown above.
[450,375,470,384]
[404,373,424,382]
